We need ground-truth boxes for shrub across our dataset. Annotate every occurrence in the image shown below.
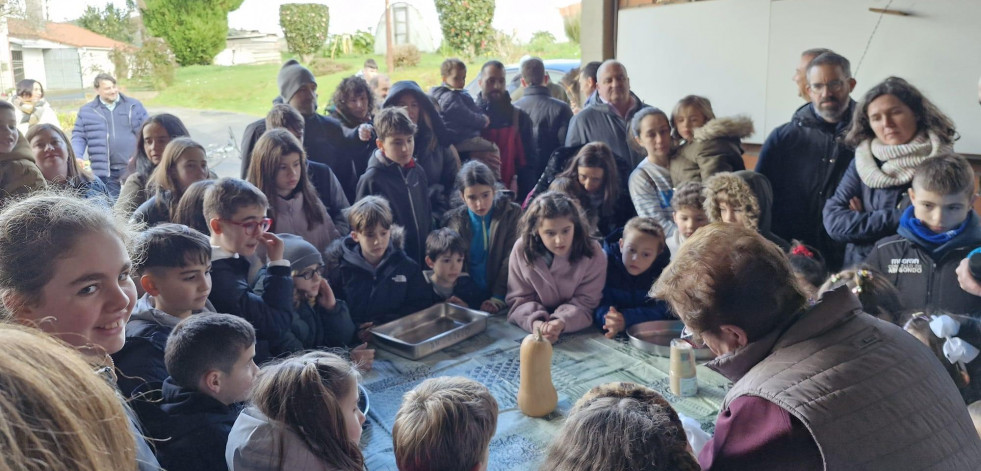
[141,0,243,66]
[529,31,556,53]
[392,44,421,69]
[110,38,177,90]
[57,111,77,134]
[563,9,581,44]
[351,30,375,55]
[308,57,350,76]
[486,29,522,64]
[434,0,495,58]
[280,3,330,63]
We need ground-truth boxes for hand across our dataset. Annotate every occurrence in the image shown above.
[357,322,375,343]
[316,278,337,311]
[482,115,490,128]
[260,232,285,262]
[532,318,565,343]
[480,300,500,313]
[849,196,864,212]
[446,296,467,307]
[351,343,375,372]
[358,123,373,142]
[957,257,981,296]
[603,308,625,339]
[509,175,519,193]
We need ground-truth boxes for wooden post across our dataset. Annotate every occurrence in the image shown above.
[385,0,394,72]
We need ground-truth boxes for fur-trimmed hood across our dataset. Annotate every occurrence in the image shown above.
[693,115,754,142]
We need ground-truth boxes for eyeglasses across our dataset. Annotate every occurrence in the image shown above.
[293,265,326,281]
[221,217,272,236]
[680,325,706,348]
[809,80,845,93]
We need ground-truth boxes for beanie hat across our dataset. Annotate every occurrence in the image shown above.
[278,59,316,103]
[280,233,323,271]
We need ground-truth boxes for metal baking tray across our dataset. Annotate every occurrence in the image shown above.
[372,303,489,360]
[358,384,370,423]
[627,320,716,361]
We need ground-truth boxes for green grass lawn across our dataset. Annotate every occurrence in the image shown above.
[142,42,581,117]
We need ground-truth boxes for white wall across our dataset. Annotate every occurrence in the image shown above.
[617,0,981,153]
[21,48,46,85]
[78,49,114,88]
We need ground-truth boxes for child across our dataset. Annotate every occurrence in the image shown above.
[904,313,981,405]
[444,161,521,313]
[330,195,431,327]
[595,217,672,338]
[133,137,211,226]
[247,128,340,253]
[866,153,981,315]
[703,172,789,250]
[507,191,608,342]
[149,313,258,471]
[556,142,636,237]
[393,376,499,471]
[787,240,828,303]
[0,192,160,470]
[666,181,709,259]
[0,100,46,205]
[204,177,294,363]
[430,58,502,179]
[113,223,215,397]
[819,267,905,325]
[629,107,676,236]
[173,179,216,234]
[541,382,700,471]
[119,113,190,216]
[356,106,432,264]
[424,228,488,308]
[225,351,366,471]
[668,95,750,186]
[27,123,109,199]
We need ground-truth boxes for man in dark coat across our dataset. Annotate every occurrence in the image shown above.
[514,57,573,190]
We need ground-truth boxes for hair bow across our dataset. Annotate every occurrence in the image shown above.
[791,245,814,258]
[929,315,980,365]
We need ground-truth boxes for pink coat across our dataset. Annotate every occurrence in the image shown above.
[506,237,607,333]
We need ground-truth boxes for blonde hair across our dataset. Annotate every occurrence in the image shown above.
[541,382,698,471]
[0,323,137,470]
[393,377,499,471]
[671,95,715,140]
[703,172,760,230]
[147,137,207,220]
[623,216,666,244]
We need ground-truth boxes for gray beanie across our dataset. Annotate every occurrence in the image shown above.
[280,233,323,270]
[278,59,316,103]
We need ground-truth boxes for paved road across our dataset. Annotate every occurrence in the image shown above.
[147,106,258,179]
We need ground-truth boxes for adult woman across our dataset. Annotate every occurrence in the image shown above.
[26,123,109,199]
[823,77,956,267]
[13,79,58,134]
[328,76,376,180]
[118,113,190,216]
[383,80,460,219]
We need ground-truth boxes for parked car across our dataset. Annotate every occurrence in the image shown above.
[465,59,580,98]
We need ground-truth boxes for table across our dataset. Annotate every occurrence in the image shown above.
[359,315,729,471]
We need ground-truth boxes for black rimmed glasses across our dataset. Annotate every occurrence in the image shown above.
[293,264,326,281]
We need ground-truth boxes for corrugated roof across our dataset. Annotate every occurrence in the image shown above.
[7,18,132,50]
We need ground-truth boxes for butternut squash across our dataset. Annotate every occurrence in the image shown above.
[517,326,558,417]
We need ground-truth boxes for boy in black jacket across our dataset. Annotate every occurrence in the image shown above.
[424,228,488,309]
[356,106,432,264]
[204,177,293,362]
[866,153,981,315]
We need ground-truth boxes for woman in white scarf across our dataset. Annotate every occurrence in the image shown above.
[13,79,59,135]
[823,76,956,268]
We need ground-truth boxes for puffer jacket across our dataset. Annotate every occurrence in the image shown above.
[565,91,649,167]
[70,93,148,178]
[355,149,432,264]
[593,229,672,329]
[513,85,574,179]
[430,84,487,144]
[669,115,751,185]
[226,406,343,471]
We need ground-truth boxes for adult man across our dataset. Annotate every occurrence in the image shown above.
[792,48,831,102]
[579,61,601,108]
[370,74,391,103]
[476,60,538,197]
[654,223,981,470]
[71,73,148,199]
[756,51,856,271]
[513,57,573,187]
[566,60,648,169]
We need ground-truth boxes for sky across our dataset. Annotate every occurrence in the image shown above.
[45,0,578,43]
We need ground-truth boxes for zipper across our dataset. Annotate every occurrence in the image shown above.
[401,166,422,256]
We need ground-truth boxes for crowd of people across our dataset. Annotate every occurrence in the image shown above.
[0,48,980,470]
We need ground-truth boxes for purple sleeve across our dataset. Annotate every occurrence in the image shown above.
[699,395,823,471]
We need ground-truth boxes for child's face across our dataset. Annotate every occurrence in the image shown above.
[145,260,212,316]
[673,207,709,239]
[212,204,269,257]
[445,66,466,89]
[537,217,575,257]
[341,378,366,444]
[143,121,172,166]
[675,106,706,141]
[173,147,209,193]
[619,230,663,276]
[577,166,605,194]
[427,251,464,285]
[635,114,672,160]
[293,263,323,300]
[718,199,747,226]
[377,133,415,166]
[352,224,391,266]
[216,343,259,405]
[275,152,303,196]
[17,230,136,356]
[463,184,495,217]
[0,108,18,153]
[30,127,70,181]
[909,187,974,234]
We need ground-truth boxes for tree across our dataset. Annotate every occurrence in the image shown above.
[279,3,329,64]
[75,1,138,44]
[434,0,495,59]
[141,0,244,66]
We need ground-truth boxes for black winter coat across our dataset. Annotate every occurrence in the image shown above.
[355,150,432,265]
[513,85,574,179]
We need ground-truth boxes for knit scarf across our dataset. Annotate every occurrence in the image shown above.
[899,205,970,247]
[855,131,950,189]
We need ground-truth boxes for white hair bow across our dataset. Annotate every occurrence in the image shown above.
[929,315,980,364]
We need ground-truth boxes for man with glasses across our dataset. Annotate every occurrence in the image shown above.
[653,223,981,470]
[756,51,856,271]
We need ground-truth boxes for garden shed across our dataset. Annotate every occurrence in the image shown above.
[373,1,440,54]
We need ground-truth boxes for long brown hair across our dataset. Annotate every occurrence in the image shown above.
[247,128,326,230]
[845,76,956,147]
[557,142,620,217]
[147,137,207,220]
[251,351,364,471]
[518,191,595,264]
[25,123,96,183]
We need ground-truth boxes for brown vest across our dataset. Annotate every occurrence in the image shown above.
[717,288,981,470]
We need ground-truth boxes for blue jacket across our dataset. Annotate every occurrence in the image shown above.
[594,229,673,329]
[424,270,488,309]
[431,84,486,144]
[329,236,432,325]
[823,159,909,268]
[71,94,148,178]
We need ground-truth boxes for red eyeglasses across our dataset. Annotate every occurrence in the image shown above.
[221,217,272,236]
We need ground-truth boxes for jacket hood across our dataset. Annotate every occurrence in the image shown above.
[0,132,34,164]
[792,100,857,133]
[602,227,671,283]
[340,233,406,274]
[734,170,775,235]
[158,377,241,435]
[693,115,754,142]
[367,148,416,173]
[385,81,451,143]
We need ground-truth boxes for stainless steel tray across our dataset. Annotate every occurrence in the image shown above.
[627,320,716,361]
[372,303,489,360]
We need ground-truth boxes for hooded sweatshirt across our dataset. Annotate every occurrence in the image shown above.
[0,130,45,205]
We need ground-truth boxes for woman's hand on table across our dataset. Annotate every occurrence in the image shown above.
[602,308,625,339]
[351,342,375,372]
[532,318,565,343]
